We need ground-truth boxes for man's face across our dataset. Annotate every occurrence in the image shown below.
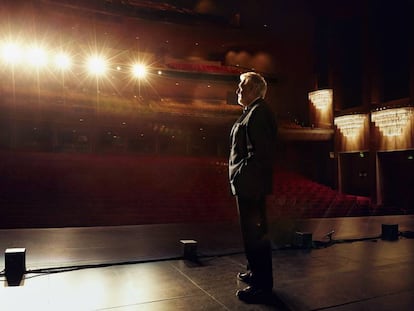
[236,79,254,107]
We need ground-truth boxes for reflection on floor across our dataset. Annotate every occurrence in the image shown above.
[1,215,414,310]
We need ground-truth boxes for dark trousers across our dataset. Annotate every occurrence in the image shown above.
[236,195,273,290]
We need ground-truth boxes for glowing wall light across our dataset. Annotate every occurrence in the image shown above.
[309,89,333,110]
[334,114,366,137]
[371,107,413,137]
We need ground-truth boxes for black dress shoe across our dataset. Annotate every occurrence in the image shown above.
[237,272,252,284]
[236,286,272,303]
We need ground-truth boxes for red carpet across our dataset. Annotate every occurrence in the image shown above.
[0,151,372,228]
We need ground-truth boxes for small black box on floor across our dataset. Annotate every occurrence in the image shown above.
[180,239,198,260]
[381,224,399,241]
[293,232,313,249]
[5,248,26,286]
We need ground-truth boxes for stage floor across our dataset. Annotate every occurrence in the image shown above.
[1,215,414,310]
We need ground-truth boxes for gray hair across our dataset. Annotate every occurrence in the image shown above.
[240,72,267,98]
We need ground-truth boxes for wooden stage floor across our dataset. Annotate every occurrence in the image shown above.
[1,215,414,310]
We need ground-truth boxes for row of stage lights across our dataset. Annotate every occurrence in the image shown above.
[0,42,150,79]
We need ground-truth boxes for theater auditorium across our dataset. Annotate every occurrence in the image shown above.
[1,0,413,310]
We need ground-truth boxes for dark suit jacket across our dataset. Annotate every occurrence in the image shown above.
[228,98,278,198]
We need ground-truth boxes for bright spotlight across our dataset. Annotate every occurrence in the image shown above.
[132,63,147,79]
[87,55,107,76]
[54,52,71,71]
[1,42,22,65]
[26,46,48,68]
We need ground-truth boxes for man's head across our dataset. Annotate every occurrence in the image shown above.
[236,72,267,107]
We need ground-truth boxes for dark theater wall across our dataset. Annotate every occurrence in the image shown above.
[379,150,414,214]
[339,152,370,197]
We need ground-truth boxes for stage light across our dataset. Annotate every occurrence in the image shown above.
[293,232,313,249]
[1,42,23,65]
[5,248,26,286]
[54,52,72,71]
[180,239,198,261]
[132,63,147,79]
[87,55,107,76]
[26,46,48,68]
[381,224,399,241]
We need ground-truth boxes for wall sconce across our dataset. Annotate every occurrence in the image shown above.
[371,107,413,137]
[308,89,333,110]
[334,114,366,137]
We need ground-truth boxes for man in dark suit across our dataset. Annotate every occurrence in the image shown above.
[229,72,277,303]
